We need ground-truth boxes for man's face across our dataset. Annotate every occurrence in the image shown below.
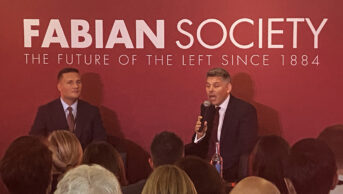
[206,76,231,106]
[57,72,82,103]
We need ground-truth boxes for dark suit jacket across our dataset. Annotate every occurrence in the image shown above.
[185,95,257,181]
[30,98,106,148]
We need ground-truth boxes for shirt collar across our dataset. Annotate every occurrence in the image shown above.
[217,94,230,110]
[60,98,78,111]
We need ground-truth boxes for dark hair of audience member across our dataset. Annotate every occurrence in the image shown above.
[318,124,343,169]
[286,138,337,194]
[176,156,226,194]
[83,141,128,186]
[249,135,290,194]
[0,136,53,194]
[150,131,184,167]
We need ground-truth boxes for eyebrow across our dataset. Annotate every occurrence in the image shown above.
[206,81,221,84]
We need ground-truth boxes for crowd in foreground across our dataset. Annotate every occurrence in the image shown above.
[0,124,342,194]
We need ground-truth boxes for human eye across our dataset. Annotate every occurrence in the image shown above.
[214,83,220,88]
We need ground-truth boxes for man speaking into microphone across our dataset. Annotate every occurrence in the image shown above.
[185,67,257,182]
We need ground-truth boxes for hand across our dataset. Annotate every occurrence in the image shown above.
[195,116,207,139]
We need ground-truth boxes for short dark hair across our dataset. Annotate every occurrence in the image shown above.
[286,138,336,194]
[150,131,184,167]
[0,136,53,194]
[250,135,290,194]
[83,141,128,186]
[206,68,231,82]
[176,156,226,194]
[318,124,343,169]
[57,67,79,80]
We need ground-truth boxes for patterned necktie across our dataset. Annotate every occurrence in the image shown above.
[67,106,75,131]
[208,107,221,158]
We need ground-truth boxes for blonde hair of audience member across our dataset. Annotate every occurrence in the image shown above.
[230,176,281,194]
[48,130,83,173]
[142,165,197,194]
[54,164,122,194]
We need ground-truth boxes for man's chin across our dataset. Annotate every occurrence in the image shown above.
[209,100,219,106]
[67,96,80,101]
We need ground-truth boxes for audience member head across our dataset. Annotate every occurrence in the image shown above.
[286,138,337,194]
[142,165,197,194]
[0,136,53,194]
[83,141,128,186]
[230,176,280,194]
[149,131,184,168]
[318,124,343,172]
[48,130,83,174]
[249,135,290,193]
[54,164,122,194]
[176,156,225,194]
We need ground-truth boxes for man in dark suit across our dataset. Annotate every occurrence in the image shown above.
[185,68,257,182]
[30,68,106,148]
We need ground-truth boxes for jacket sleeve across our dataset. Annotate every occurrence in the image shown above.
[91,107,107,142]
[29,106,48,136]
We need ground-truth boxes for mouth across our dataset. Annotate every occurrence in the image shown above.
[208,94,216,102]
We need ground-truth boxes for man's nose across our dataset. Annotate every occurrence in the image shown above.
[209,85,214,92]
[72,83,79,88]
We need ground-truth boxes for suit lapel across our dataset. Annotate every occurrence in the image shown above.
[220,95,236,142]
[74,100,84,138]
[54,99,69,129]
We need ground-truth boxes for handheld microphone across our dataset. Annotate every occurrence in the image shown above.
[199,100,211,132]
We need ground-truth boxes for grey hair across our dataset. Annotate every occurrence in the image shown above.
[54,164,122,194]
[206,68,231,82]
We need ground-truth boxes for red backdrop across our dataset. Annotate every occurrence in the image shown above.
[1,0,342,182]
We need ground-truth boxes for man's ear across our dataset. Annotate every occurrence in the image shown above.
[227,82,232,94]
[57,82,61,92]
[331,172,338,190]
[148,157,154,169]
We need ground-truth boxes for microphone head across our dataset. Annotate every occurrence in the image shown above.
[203,100,211,107]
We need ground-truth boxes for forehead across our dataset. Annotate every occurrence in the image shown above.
[206,76,225,84]
[60,72,81,81]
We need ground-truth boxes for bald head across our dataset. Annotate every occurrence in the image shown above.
[230,176,280,194]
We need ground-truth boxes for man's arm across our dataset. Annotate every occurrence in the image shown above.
[29,106,48,136]
[194,116,207,143]
[238,105,258,154]
[237,105,258,178]
[91,107,107,142]
[185,116,210,159]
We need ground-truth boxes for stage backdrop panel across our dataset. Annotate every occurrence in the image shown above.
[1,0,342,181]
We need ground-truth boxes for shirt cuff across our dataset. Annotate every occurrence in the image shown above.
[194,133,206,143]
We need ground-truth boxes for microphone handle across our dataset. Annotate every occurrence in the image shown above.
[198,104,208,132]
